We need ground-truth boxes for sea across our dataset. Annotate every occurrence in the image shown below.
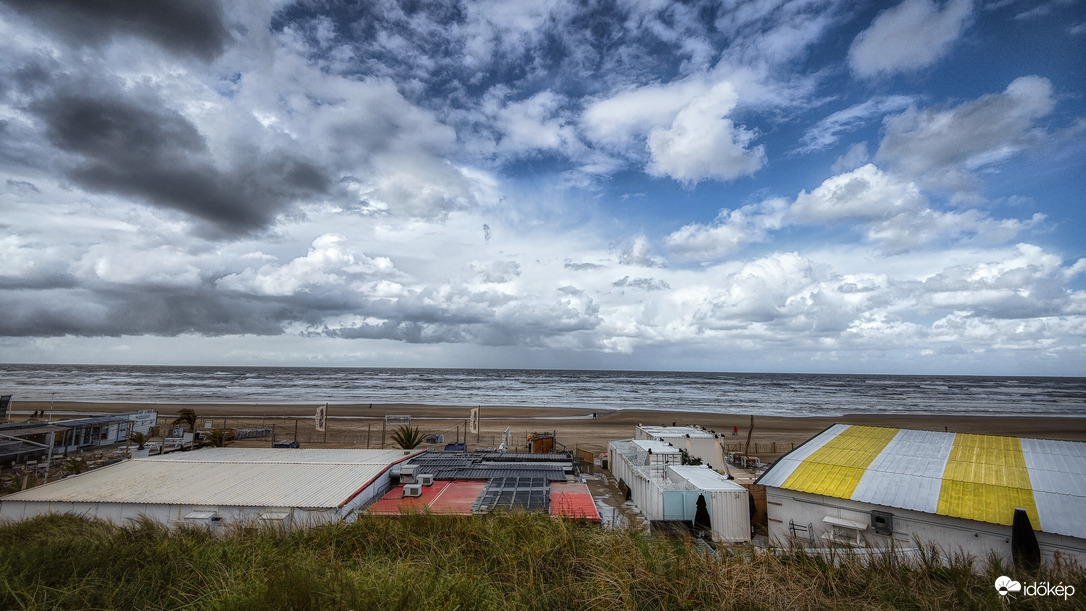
[1,364,1084,418]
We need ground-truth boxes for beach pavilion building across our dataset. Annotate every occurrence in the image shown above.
[608,438,750,543]
[756,424,1086,564]
[0,448,421,528]
[0,410,158,467]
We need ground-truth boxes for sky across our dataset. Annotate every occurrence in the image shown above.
[0,0,1084,375]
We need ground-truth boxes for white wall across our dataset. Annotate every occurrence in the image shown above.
[0,499,353,528]
[765,488,1086,566]
[608,441,750,543]
[706,489,751,543]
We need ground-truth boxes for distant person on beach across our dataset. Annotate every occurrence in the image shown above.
[733,426,738,436]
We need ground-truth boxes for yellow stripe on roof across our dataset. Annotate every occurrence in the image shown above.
[938,434,1038,528]
[782,425,898,498]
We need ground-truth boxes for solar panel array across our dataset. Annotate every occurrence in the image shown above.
[473,477,551,512]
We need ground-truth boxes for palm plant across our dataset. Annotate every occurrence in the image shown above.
[129,432,148,450]
[391,425,423,449]
[64,457,87,475]
[205,430,227,447]
[171,408,198,436]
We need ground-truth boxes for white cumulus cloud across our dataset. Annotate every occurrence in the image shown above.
[217,234,396,297]
[849,0,973,77]
[666,164,1045,258]
[646,81,766,184]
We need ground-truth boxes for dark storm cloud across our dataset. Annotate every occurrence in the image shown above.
[32,87,330,234]
[0,286,300,337]
[2,0,230,61]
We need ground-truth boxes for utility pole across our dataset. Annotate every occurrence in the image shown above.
[744,415,755,466]
[44,431,54,481]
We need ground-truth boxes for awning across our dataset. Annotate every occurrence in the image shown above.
[823,515,868,530]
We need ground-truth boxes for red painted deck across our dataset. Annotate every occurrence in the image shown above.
[549,482,601,522]
[367,480,486,515]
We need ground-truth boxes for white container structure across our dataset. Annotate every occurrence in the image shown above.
[635,426,727,471]
[608,439,750,543]
[0,448,422,528]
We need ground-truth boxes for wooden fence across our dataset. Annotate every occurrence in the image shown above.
[719,441,795,456]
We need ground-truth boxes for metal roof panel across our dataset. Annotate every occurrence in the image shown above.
[756,424,850,488]
[852,429,954,513]
[1021,437,1086,537]
[4,448,416,508]
[781,426,897,498]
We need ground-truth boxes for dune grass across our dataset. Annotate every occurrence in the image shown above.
[1,512,1081,610]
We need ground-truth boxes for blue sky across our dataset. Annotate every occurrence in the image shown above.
[0,0,1083,375]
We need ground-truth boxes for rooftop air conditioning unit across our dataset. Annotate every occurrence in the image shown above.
[403,484,423,498]
[417,473,434,486]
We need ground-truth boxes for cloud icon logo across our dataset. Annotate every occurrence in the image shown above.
[995,576,1022,596]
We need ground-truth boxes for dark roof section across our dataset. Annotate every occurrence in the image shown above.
[473,477,551,512]
[402,451,571,482]
[0,440,48,463]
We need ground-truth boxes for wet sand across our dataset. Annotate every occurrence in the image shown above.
[14,401,1086,458]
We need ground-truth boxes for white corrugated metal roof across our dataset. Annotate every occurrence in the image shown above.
[639,426,717,439]
[149,448,415,464]
[1020,438,1086,539]
[851,429,954,514]
[667,465,746,492]
[630,439,682,454]
[3,448,419,509]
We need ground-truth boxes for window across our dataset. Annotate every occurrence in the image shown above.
[822,515,867,545]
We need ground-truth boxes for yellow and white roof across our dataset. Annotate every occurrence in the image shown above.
[756,424,1086,539]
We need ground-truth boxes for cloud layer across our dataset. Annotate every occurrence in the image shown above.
[0,0,1083,374]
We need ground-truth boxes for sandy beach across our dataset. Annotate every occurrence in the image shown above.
[15,400,1086,460]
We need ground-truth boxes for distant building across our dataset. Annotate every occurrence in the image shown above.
[756,425,1086,564]
[0,410,158,467]
[635,425,726,469]
[0,448,421,528]
[608,439,750,543]
[53,410,158,453]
